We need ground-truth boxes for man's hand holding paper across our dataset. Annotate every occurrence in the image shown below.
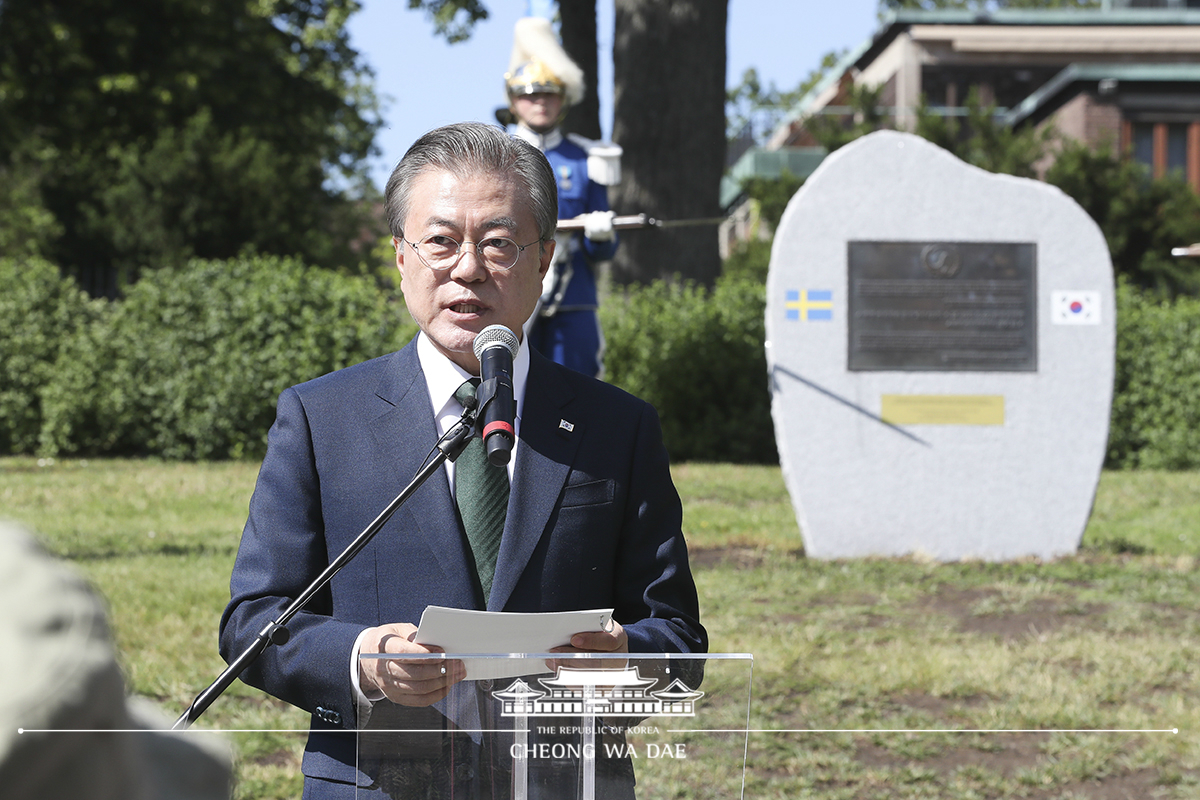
[547,619,629,673]
[358,622,467,707]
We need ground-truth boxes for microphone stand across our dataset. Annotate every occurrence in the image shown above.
[172,406,479,730]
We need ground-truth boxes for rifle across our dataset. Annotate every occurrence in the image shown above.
[556,213,726,232]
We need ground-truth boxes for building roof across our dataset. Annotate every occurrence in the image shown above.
[790,8,1200,126]
[723,7,1200,210]
[1006,62,1200,125]
[721,147,827,208]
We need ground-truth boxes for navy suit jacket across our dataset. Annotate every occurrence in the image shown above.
[218,339,707,791]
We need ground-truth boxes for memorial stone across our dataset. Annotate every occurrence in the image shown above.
[765,130,1115,560]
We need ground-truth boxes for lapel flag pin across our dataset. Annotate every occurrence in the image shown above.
[559,419,575,433]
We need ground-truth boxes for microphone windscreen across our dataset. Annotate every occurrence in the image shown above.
[472,325,519,360]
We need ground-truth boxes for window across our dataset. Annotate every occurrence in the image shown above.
[1133,122,1155,167]
[1167,123,1188,173]
[1125,120,1200,191]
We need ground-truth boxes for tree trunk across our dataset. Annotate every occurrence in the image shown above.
[558,0,602,140]
[610,0,728,286]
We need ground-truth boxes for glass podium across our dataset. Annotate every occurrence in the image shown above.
[356,653,752,799]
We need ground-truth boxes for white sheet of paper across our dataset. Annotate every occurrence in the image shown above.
[414,606,614,681]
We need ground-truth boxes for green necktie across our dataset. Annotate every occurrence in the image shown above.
[453,379,509,601]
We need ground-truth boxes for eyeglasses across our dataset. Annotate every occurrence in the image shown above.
[401,234,540,272]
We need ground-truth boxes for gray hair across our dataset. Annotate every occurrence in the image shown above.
[384,122,558,243]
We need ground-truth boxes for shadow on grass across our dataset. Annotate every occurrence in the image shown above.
[65,542,239,561]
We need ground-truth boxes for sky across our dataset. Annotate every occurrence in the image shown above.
[347,0,883,190]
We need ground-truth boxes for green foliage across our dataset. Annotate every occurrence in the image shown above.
[30,255,416,460]
[804,86,1053,179]
[726,53,844,145]
[82,109,376,280]
[1045,141,1200,298]
[409,0,490,43]
[1107,280,1200,469]
[0,0,382,291]
[602,272,777,464]
[738,169,806,233]
[914,89,1053,178]
[0,140,63,260]
[0,259,104,454]
[8,251,1200,470]
[804,83,889,153]
[721,238,773,286]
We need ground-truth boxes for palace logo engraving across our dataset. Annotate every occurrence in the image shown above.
[491,666,704,718]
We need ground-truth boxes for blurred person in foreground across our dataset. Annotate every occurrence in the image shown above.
[0,520,231,800]
[218,121,705,799]
[503,16,621,380]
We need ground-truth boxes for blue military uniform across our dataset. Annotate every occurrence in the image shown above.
[514,125,619,379]
[505,15,622,380]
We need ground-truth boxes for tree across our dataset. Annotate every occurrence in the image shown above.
[0,0,382,296]
[804,83,889,154]
[559,0,603,140]
[413,0,729,287]
[726,51,844,147]
[0,139,63,260]
[1045,141,1200,298]
[609,0,728,287]
[799,85,1053,178]
[913,89,1054,178]
[408,0,489,43]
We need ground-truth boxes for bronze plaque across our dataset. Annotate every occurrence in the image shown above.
[848,242,1037,372]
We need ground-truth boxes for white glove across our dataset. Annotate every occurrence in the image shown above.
[582,210,615,242]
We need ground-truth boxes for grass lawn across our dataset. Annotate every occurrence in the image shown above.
[2,457,1198,799]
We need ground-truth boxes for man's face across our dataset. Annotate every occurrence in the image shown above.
[396,168,553,374]
[512,92,564,133]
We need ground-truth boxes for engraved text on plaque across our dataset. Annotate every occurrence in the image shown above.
[848,241,1037,372]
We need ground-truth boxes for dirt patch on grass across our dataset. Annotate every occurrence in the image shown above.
[852,742,1189,797]
[921,585,1108,642]
[1028,767,1189,800]
[689,546,775,570]
[808,592,879,607]
[854,732,1048,776]
[890,691,991,720]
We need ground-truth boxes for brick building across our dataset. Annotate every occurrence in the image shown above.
[721,1,1200,253]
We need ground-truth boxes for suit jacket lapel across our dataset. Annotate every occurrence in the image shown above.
[369,343,474,598]
[489,351,580,611]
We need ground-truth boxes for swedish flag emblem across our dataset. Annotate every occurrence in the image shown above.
[786,290,833,321]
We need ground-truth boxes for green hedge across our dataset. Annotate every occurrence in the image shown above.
[1107,280,1200,469]
[3,256,415,460]
[0,259,105,453]
[601,271,777,464]
[4,257,1199,467]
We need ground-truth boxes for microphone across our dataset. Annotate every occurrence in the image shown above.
[472,325,519,466]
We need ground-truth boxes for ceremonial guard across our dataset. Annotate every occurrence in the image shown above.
[505,17,621,380]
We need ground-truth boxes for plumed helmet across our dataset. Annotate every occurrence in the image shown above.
[504,17,584,107]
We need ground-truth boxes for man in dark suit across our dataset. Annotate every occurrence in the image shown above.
[219,122,706,799]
